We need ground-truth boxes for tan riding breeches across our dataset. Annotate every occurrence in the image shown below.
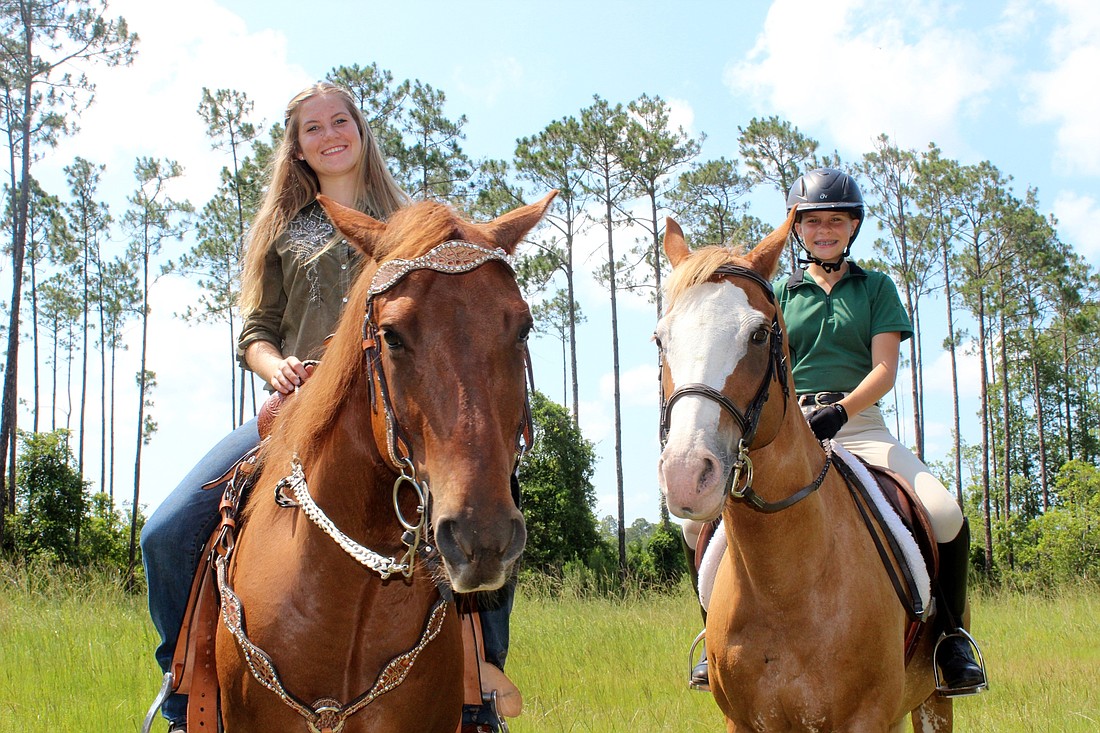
[818,403,964,542]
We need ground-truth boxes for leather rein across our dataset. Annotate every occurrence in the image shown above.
[659,264,832,513]
[215,240,532,733]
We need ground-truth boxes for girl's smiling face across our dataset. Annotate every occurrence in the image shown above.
[796,210,860,263]
[295,93,363,184]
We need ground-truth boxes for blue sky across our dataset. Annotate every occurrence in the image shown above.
[27,0,1100,524]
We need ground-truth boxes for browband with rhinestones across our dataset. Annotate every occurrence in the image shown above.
[368,241,513,297]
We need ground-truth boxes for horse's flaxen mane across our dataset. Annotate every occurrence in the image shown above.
[267,200,486,465]
[664,243,750,313]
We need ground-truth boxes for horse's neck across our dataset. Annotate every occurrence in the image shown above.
[722,416,839,598]
[260,394,401,554]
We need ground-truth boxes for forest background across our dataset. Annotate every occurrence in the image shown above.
[3,0,1100,585]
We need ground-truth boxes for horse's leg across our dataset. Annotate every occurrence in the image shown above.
[910,695,952,733]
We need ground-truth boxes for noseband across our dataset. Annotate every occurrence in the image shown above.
[660,264,832,513]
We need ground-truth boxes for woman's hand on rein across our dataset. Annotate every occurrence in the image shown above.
[271,357,312,394]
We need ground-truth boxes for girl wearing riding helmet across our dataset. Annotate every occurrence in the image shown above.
[778,167,986,696]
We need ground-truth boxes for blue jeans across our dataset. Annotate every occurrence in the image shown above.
[141,418,260,724]
[141,417,513,726]
[462,584,515,730]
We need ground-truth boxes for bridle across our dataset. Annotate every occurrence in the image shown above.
[270,240,534,582]
[358,241,534,566]
[361,240,534,476]
[659,264,832,513]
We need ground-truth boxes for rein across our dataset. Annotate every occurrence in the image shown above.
[660,264,832,513]
[219,239,530,731]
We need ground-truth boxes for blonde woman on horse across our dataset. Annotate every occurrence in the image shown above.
[140,82,514,733]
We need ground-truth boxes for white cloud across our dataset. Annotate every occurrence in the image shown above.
[665,97,696,138]
[600,363,659,408]
[578,397,612,444]
[1052,190,1100,263]
[450,56,524,108]
[725,0,1009,158]
[923,347,982,398]
[42,0,311,205]
[1022,0,1100,175]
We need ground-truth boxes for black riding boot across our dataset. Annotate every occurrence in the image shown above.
[684,536,710,691]
[935,518,987,695]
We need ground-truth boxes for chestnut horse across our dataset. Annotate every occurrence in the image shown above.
[656,211,952,733]
[214,192,555,732]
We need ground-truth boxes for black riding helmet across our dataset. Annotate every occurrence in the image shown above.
[786,168,864,272]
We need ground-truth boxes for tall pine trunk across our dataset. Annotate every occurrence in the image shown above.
[0,7,36,541]
[128,232,151,591]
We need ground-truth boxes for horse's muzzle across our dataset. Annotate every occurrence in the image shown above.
[659,445,729,521]
[434,511,527,593]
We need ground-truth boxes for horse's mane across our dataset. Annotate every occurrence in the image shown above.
[664,243,750,313]
[268,199,485,465]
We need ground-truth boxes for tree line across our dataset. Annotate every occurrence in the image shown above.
[3,0,1098,589]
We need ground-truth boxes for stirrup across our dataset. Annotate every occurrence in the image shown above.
[933,628,989,697]
[687,629,709,692]
[141,672,174,733]
[483,689,509,733]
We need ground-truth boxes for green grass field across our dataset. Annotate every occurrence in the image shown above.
[2,561,1097,732]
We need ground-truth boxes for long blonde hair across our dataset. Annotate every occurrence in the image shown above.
[240,82,409,313]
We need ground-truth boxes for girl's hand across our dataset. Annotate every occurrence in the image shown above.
[808,403,848,440]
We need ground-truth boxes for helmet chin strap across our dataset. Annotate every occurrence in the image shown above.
[797,244,851,273]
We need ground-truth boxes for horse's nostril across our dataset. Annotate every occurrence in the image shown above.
[504,515,527,563]
[434,518,471,562]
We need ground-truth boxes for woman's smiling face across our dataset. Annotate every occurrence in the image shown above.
[295,93,363,184]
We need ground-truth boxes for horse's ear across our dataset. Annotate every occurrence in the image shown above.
[317,194,387,257]
[482,190,558,254]
[663,218,690,268]
[745,204,798,281]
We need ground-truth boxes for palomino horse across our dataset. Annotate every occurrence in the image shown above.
[656,210,952,732]
[214,192,556,732]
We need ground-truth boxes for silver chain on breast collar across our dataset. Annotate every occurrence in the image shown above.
[274,454,428,579]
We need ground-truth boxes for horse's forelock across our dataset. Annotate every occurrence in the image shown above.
[665,244,749,313]
[372,200,476,262]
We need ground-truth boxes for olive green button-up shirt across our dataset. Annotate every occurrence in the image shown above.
[237,201,364,370]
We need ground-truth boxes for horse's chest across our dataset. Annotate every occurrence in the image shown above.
[718,648,827,720]
[713,630,892,731]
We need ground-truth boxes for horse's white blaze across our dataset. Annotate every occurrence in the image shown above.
[658,281,765,518]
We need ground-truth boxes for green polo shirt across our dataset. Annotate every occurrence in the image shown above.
[776,263,913,394]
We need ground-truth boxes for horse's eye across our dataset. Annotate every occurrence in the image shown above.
[382,330,403,349]
[751,327,769,345]
[518,324,532,344]
[654,333,664,350]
